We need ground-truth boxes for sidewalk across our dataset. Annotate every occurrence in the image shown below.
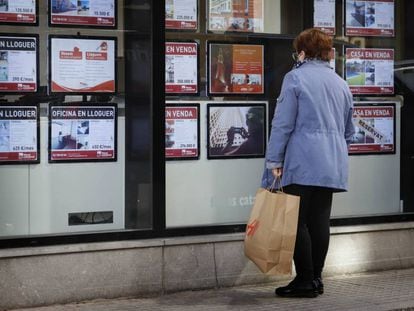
[10,268,414,311]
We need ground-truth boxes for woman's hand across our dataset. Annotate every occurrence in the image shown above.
[272,167,283,177]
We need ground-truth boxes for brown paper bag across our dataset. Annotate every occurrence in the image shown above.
[244,187,300,275]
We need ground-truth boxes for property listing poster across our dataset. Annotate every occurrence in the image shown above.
[50,37,116,93]
[165,105,199,159]
[0,0,37,24]
[0,36,38,92]
[209,43,264,94]
[345,0,394,36]
[345,48,394,95]
[50,0,115,27]
[165,42,198,94]
[313,0,336,35]
[0,106,38,163]
[165,0,197,30]
[49,105,116,162]
[208,0,263,33]
[349,105,395,154]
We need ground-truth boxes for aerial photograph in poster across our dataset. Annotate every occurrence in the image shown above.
[350,104,395,154]
[49,105,117,162]
[0,105,39,163]
[208,0,263,32]
[345,0,394,36]
[50,0,115,27]
[207,103,266,159]
[165,42,198,94]
[165,105,199,159]
[0,35,38,93]
[165,0,197,30]
[314,0,336,35]
[345,48,394,95]
[50,36,116,93]
[209,43,264,95]
[0,0,37,24]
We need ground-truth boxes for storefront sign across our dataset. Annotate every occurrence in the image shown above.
[50,0,116,27]
[208,0,263,32]
[165,0,197,30]
[345,0,394,37]
[49,105,117,162]
[0,105,39,164]
[165,42,198,94]
[345,48,394,95]
[165,105,199,159]
[349,104,395,154]
[0,35,38,93]
[0,0,37,24]
[314,0,336,35]
[50,36,116,94]
[209,43,264,95]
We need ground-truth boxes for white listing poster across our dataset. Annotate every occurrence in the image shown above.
[0,0,37,24]
[345,0,394,37]
[165,0,197,30]
[165,42,198,94]
[165,105,199,159]
[350,104,395,154]
[50,0,115,27]
[345,48,394,95]
[50,105,117,162]
[0,36,38,92]
[314,0,336,35]
[50,36,116,93]
[0,106,38,163]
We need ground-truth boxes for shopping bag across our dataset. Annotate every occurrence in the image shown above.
[244,186,300,275]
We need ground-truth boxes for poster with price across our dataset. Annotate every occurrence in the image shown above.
[165,42,198,94]
[165,0,197,30]
[49,105,117,162]
[0,105,39,164]
[165,105,199,159]
[50,0,116,28]
[49,36,116,94]
[345,0,394,37]
[0,35,38,93]
[349,104,395,154]
[345,48,394,95]
[313,0,335,35]
[0,0,37,24]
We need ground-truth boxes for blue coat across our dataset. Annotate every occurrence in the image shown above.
[261,60,355,192]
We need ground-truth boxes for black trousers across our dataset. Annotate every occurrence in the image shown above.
[284,184,333,282]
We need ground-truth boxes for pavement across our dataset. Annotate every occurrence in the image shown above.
[10,268,414,311]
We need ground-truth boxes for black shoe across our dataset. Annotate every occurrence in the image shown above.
[275,279,318,298]
[313,278,324,294]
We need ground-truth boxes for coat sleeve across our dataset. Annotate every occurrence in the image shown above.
[266,72,298,169]
[344,89,355,145]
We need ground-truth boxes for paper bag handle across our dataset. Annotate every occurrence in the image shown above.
[268,175,283,193]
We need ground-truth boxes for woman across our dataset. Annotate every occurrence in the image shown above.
[262,28,355,298]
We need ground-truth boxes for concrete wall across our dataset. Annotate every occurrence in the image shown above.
[1,222,414,310]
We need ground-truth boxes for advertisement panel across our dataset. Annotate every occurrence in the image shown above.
[0,0,37,24]
[0,105,39,164]
[49,35,116,94]
[165,104,199,160]
[345,48,394,95]
[165,0,197,30]
[314,0,336,35]
[0,35,38,93]
[49,104,117,162]
[165,42,198,94]
[209,43,264,95]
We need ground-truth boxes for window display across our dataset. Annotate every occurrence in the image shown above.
[313,0,335,35]
[0,105,39,164]
[49,104,117,162]
[207,103,266,159]
[0,0,38,25]
[165,104,199,160]
[165,0,197,30]
[49,35,117,94]
[208,43,264,95]
[0,34,38,93]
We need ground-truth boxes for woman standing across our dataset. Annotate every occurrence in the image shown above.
[262,28,355,298]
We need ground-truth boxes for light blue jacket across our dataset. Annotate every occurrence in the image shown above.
[261,60,355,192]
